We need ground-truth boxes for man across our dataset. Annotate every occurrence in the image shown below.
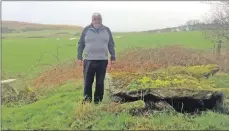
[77,13,116,104]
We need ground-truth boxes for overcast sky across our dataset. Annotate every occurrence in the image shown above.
[2,1,211,32]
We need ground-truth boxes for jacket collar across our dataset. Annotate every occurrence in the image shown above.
[89,23,105,31]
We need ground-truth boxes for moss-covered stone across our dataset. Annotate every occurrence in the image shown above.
[109,64,226,113]
[112,88,224,113]
[167,64,219,79]
[109,72,143,94]
[113,64,221,92]
[126,74,217,92]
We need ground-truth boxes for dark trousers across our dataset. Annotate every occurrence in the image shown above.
[83,60,108,103]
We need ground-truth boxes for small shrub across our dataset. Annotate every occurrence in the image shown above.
[2,80,38,107]
[75,102,94,120]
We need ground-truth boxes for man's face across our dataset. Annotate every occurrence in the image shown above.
[92,15,102,29]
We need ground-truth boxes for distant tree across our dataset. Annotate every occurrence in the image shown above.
[184,19,202,31]
[211,1,229,39]
[185,20,201,26]
[2,27,16,33]
[203,1,229,58]
[204,1,229,41]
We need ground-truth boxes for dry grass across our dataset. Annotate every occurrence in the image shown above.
[98,100,145,114]
[75,102,94,120]
[119,45,215,67]
[33,61,83,88]
[33,45,229,88]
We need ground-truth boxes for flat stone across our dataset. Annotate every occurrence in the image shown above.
[1,79,16,84]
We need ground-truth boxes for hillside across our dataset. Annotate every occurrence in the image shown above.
[145,23,229,34]
[2,21,83,33]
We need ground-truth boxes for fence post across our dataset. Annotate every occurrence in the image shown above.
[213,43,215,56]
[216,40,222,60]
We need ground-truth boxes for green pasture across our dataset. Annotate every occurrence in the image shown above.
[2,31,214,78]
[2,30,229,130]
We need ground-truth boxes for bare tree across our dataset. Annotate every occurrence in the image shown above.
[185,20,201,26]
[210,1,229,40]
[203,1,229,57]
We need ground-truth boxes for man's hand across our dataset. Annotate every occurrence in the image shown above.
[108,60,115,70]
[110,60,115,65]
[77,60,83,66]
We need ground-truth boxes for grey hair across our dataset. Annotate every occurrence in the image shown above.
[92,13,102,19]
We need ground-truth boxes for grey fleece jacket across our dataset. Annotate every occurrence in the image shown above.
[77,24,116,61]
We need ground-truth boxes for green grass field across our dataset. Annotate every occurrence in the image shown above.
[2,38,78,76]
[2,29,229,130]
[2,31,214,77]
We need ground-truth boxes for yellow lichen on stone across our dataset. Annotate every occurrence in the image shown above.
[126,64,220,91]
[167,64,219,79]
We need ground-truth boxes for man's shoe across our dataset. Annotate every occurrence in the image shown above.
[94,101,102,105]
[82,98,92,104]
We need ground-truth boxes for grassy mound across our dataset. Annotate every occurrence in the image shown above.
[2,80,229,130]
